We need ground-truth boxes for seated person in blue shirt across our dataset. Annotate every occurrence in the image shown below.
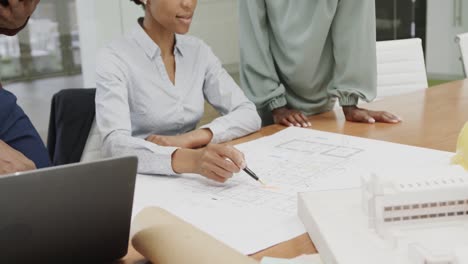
[95,0,261,182]
[0,0,50,175]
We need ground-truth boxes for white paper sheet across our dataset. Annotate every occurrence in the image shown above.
[132,127,455,254]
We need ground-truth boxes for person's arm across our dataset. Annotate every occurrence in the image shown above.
[96,48,180,175]
[0,140,36,175]
[199,42,261,144]
[0,0,39,35]
[238,1,310,127]
[328,1,376,108]
[329,1,400,124]
[146,128,213,149]
[238,0,286,114]
[96,48,246,182]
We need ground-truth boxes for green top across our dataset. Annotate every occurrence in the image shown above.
[239,0,377,123]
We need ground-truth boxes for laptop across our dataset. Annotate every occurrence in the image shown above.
[0,156,138,263]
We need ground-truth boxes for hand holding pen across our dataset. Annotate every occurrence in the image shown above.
[172,143,264,185]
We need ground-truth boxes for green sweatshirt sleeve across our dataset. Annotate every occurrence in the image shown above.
[328,0,377,106]
[238,0,287,111]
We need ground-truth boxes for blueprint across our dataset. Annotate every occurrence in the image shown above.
[132,127,454,254]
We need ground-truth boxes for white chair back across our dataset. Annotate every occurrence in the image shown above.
[456,32,468,78]
[376,38,428,98]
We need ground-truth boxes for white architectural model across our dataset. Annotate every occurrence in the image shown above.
[296,124,468,264]
[362,174,468,232]
[298,168,468,264]
[361,173,468,264]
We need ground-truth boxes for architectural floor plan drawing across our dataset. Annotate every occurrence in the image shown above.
[168,134,366,216]
[132,127,456,255]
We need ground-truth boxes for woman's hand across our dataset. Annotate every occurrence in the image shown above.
[342,106,401,124]
[0,140,36,176]
[172,144,246,183]
[272,107,311,127]
[0,0,40,30]
[147,129,213,149]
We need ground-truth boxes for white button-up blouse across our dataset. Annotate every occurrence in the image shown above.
[95,23,261,175]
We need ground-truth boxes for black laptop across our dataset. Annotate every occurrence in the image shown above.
[0,156,138,263]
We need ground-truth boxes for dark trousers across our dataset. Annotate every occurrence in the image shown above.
[0,89,50,169]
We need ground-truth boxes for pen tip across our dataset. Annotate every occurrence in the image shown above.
[258,179,266,186]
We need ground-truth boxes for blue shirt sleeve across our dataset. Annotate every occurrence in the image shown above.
[0,89,51,169]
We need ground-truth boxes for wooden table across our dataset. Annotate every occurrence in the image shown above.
[119,79,468,263]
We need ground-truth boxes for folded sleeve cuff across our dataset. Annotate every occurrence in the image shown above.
[200,122,224,144]
[267,95,287,111]
[338,94,360,106]
[144,142,179,175]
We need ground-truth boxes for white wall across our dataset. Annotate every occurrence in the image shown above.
[75,0,96,88]
[121,0,145,33]
[190,0,240,66]
[426,0,468,79]
[76,0,240,87]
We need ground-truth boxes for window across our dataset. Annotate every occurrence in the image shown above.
[0,0,81,83]
[376,0,427,50]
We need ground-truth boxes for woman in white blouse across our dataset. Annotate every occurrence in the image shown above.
[95,0,261,182]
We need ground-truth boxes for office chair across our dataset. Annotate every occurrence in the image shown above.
[376,38,428,98]
[47,88,102,165]
[456,32,468,78]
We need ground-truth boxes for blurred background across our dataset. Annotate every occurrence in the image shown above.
[1,0,467,141]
